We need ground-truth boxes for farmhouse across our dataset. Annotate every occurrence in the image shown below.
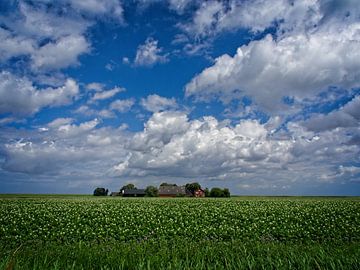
[158,186,190,197]
[122,189,146,197]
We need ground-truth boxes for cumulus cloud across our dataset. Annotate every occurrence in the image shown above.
[1,119,129,177]
[183,0,360,114]
[180,0,360,39]
[109,110,360,185]
[180,0,286,38]
[110,99,135,113]
[31,35,90,71]
[134,38,169,67]
[1,110,359,193]
[113,111,290,177]
[302,95,360,132]
[0,27,35,62]
[6,2,89,40]
[140,94,178,112]
[0,3,91,71]
[186,23,360,112]
[55,119,100,138]
[0,71,79,116]
[0,0,124,74]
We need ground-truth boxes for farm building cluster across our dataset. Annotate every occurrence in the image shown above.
[111,185,206,198]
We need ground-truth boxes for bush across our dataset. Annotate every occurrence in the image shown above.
[209,188,230,197]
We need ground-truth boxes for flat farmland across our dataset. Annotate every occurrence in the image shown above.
[0,196,359,269]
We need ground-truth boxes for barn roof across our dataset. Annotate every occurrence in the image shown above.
[158,186,187,195]
[123,189,146,195]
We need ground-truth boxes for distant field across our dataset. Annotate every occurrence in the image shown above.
[0,195,359,269]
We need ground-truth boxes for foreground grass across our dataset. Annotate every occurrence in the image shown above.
[1,240,359,270]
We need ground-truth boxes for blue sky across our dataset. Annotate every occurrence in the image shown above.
[0,0,359,195]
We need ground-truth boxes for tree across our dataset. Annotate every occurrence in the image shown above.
[223,188,230,197]
[160,182,177,187]
[204,188,210,197]
[209,187,231,197]
[120,183,136,192]
[93,187,107,196]
[209,187,224,197]
[185,182,201,196]
[145,186,158,197]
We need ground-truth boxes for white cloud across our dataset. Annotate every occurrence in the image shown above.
[180,1,224,38]
[108,111,360,190]
[0,1,105,72]
[31,35,90,71]
[0,71,79,116]
[134,38,169,67]
[301,95,360,132]
[91,87,125,101]
[186,23,360,112]
[180,0,360,39]
[137,0,193,13]
[86,83,105,92]
[0,27,35,61]
[105,63,115,71]
[11,3,90,40]
[0,117,19,126]
[338,165,360,177]
[47,118,74,129]
[110,99,135,112]
[113,111,290,177]
[122,57,130,65]
[140,94,178,112]
[66,0,123,21]
[168,0,193,13]
[56,119,100,138]
[1,110,359,193]
[74,105,115,119]
[1,119,129,177]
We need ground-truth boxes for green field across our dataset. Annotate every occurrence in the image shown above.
[0,195,359,269]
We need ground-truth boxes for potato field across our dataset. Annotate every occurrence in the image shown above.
[0,196,359,269]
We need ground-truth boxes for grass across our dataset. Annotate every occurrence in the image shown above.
[0,195,359,269]
[1,240,359,270]
[0,239,360,270]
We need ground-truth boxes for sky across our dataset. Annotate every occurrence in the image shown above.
[0,0,359,195]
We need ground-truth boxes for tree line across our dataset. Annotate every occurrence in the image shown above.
[94,182,230,197]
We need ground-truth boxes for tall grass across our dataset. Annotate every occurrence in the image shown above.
[1,240,359,270]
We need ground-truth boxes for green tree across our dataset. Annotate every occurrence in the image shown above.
[93,187,107,196]
[120,183,136,192]
[223,188,230,197]
[145,186,158,197]
[160,182,177,187]
[204,188,210,197]
[185,182,201,196]
[209,187,224,197]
